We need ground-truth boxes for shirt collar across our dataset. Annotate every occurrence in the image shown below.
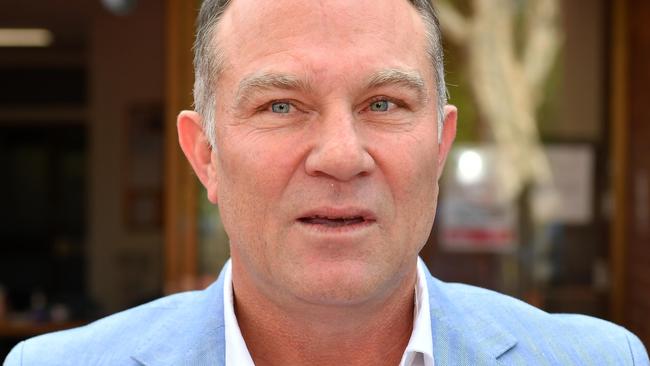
[223,261,256,366]
[223,259,434,366]
[399,258,435,366]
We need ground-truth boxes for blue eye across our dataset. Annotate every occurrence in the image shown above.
[369,100,390,112]
[271,102,291,113]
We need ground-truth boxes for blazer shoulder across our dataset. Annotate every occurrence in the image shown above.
[625,328,650,365]
[4,290,205,366]
[438,281,649,364]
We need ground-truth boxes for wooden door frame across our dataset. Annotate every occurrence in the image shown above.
[163,0,199,294]
[609,0,628,326]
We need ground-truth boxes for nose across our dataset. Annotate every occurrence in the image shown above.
[304,111,376,181]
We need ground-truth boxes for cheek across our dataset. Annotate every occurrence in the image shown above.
[411,142,440,212]
[375,126,438,187]
[220,130,293,183]
[380,133,439,232]
[215,130,307,225]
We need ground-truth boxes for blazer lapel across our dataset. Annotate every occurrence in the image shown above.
[424,267,517,365]
[131,270,227,366]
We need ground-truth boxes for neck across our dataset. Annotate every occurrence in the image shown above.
[232,264,417,366]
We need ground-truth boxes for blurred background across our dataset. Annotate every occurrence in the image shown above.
[0,0,648,358]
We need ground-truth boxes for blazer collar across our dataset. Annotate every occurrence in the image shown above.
[423,266,518,365]
[131,270,227,366]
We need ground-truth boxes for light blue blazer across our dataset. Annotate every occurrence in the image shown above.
[5,263,649,365]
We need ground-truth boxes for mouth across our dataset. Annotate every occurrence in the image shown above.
[298,215,368,227]
[297,209,376,229]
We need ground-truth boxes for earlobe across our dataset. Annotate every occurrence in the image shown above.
[437,105,458,180]
[177,110,218,203]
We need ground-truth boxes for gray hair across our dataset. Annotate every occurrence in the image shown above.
[193,0,448,147]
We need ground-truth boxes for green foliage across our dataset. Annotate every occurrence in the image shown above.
[444,41,479,143]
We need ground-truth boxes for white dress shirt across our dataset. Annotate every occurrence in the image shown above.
[224,260,434,366]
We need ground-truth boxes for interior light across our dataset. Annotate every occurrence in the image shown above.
[0,29,53,47]
[101,0,138,15]
[457,150,484,185]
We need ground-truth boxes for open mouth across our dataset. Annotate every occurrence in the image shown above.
[298,215,369,227]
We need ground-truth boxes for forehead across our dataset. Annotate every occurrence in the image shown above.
[214,0,432,90]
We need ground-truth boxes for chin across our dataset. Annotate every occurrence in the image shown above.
[284,259,399,306]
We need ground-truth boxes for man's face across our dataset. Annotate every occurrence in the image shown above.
[191,0,455,305]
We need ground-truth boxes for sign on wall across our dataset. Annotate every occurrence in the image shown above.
[440,145,518,253]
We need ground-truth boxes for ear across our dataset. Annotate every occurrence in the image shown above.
[436,105,457,180]
[177,110,219,204]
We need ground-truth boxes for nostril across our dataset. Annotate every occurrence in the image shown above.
[304,145,376,181]
[303,120,376,181]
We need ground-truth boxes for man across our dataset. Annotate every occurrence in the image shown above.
[5,0,649,365]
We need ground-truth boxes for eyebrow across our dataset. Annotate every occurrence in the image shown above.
[233,68,428,109]
[234,72,312,108]
[365,68,428,103]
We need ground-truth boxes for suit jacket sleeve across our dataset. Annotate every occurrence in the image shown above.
[626,329,650,365]
[4,341,24,366]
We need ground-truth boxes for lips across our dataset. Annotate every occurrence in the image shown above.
[297,208,376,228]
[298,215,366,227]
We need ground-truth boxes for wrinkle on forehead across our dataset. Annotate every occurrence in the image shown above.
[218,0,424,51]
